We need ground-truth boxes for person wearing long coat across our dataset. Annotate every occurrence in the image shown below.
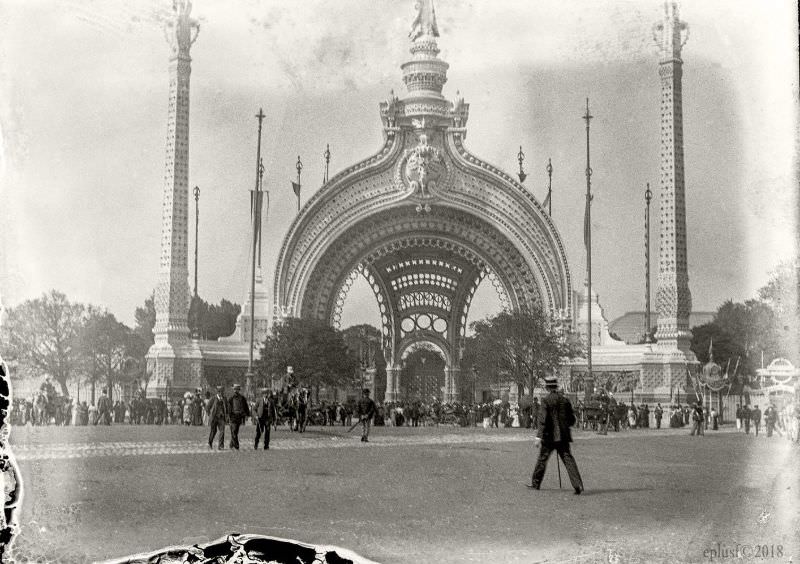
[253,389,278,450]
[207,386,230,449]
[528,377,584,495]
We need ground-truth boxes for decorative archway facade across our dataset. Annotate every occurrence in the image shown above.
[273,3,573,401]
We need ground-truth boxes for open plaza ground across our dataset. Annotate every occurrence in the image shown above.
[7,424,799,563]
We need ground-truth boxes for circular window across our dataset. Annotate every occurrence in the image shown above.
[416,314,431,330]
[380,303,387,314]
[401,318,415,332]
[433,318,447,333]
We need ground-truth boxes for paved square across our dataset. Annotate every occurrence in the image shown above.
[8,425,799,563]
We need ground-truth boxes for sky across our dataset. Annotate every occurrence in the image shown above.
[0,0,797,331]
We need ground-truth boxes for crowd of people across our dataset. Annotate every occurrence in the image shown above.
[8,376,800,446]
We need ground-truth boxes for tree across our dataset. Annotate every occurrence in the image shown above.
[341,324,387,396]
[0,291,86,396]
[134,291,156,346]
[690,299,783,381]
[758,259,799,363]
[78,309,135,403]
[188,296,241,340]
[462,309,583,395]
[259,317,360,395]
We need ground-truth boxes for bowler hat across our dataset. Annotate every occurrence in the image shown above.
[233,383,241,389]
[215,385,224,392]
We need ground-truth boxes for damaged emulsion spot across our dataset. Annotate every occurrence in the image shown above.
[104,533,379,564]
[0,357,23,557]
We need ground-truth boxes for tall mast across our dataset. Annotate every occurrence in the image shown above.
[247,109,266,395]
[545,158,553,216]
[583,98,594,399]
[645,183,653,342]
[193,185,200,298]
[295,155,303,213]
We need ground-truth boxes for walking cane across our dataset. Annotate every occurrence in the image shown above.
[556,452,563,489]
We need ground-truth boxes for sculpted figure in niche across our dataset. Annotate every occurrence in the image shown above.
[405,133,443,198]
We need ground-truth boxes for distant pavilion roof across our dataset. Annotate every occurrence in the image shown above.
[608,311,715,344]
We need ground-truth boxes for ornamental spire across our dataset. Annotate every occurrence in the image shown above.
[165,0,200,58]
[652,1,688,62]
[381,1,467,129]
[409,0,439,41]
[400,0,450,116]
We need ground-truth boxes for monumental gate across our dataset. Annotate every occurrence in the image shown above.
[271,2,573,402]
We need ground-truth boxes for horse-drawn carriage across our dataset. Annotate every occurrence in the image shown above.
[29,391,72,426]
[129,395,168,424]
[578,393,616,432]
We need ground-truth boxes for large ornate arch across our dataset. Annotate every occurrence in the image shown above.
[272,6,572,401]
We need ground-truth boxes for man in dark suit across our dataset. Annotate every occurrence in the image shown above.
[690,402,704,436]
[528,376,584,495]
[207,385,229,450]
[742,404,751,434]
[253,388,278,450]
[751,405,762,436]
[228,384,251,450]
[357,389,376,442]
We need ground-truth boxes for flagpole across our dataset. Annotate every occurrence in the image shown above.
[583,98,594,401]
[247,108,266,397]
[546,158,553,216]
[295,155,303,213]
[517,146,527,183]
[644,183,652,343]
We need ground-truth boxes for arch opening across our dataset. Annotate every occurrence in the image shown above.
[398,343,447,402]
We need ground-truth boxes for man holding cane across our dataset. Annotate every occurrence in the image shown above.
[356,389,376,443]
[527,376,584,495]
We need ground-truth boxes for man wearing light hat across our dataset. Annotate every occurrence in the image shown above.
[207,385,229,450]
[528,375,584,495]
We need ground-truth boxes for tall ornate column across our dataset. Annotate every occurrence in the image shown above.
[146,1,202,398]
[653,2,693,355]
[444,367,459,403]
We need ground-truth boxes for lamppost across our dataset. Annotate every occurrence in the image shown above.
[517,146,527,183]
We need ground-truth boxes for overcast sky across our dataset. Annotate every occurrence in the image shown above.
[0,0,797,330]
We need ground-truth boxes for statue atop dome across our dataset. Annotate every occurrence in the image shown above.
[409,0,439,41]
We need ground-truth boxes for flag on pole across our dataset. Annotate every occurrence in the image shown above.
[250,189,264,236]
[250,189,264,219]
[542,191,551,214]
[292,181,301,198]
